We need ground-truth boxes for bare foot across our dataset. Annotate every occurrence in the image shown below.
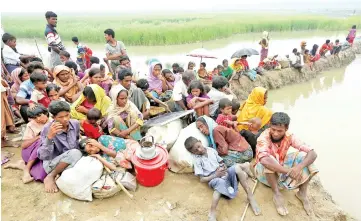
[239,162,255,179]
[44,175,59,193]
[208,212,217,221]
[22,170,34,184]
[247,194,262,215]
[273,193,289,216]
[296,191,312,215]
[4,160,25,170]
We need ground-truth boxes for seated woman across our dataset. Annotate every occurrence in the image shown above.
[240,55,257,81]
[186,80,213,117]
[10,67,29,120]
[4,104,49,183]
[196,116,253,167]
[162,69,177,90]
[237,87,273,132]
[70,84,111,120]
[147,60,172,101]
[106,88,144,141]
[53,65,83,103]
[310,44,321,62]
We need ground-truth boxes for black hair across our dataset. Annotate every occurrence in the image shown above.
[71,36,79,42]
[352,25,356,29]
[204,85,211,94]
[162,69,172,76]
[292,48,298,53]
[222,59,228,65]
[241,55,247,58]
[311,44,319,56]
[184,137,199,151]
[182,70,196,84]
[335,39,340,43]
[136,79,149,91]
[104,29,115,38]
[326,39,330,44]
[64,61,78,74]
[59,51,70,58]
[172,63,179,68]
[231,99,240,112]
[30,70,47,84]
[79,138,90,155]
[46,83,60,95]
[118,68,133,81]
[2,33,12,44]
[45,11,57,19]
[18,68,27,80]
[270,112,291,128]
[27,61,44,74]
[178,67,184,73]
[89,68,101,78]
[30,57,43,63]
[20,57,29,65]
[188,61,195,68]
[83,86,96,103]
[304,49,310,54]
[27,104,49,119]
[217,65,223,69]
[200,62,206,67]
[6,34,16,43]
[187,80,205,95]
[49,100,70,116]
[100,64,105,71]
[212,76,228,90]
[117,89,129,98]
[87,108,102,121]
[90,56,100,65]
[119,56,130,63]
[219,98,232,109]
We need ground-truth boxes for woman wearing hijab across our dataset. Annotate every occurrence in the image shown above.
[147,59,172,101]
[53,65,83,103]
[196,116,253,167]
[10,68,30,98]
[259,31,270,62]
[237,87,273,132]
[106,88,143,141]
[230,58,244,74]
[70,84,111,120]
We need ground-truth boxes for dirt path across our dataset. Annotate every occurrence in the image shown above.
[1,144,353,221]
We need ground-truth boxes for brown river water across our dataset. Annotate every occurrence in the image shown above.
[13,31,360,219]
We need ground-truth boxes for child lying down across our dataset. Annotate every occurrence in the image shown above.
[185,137,261,221]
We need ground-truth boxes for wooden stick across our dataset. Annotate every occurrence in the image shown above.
[240,180,258,221]
[33,38,43,60]
[104,166,134,199]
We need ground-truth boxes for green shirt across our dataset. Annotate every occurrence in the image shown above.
[221,66,233,78]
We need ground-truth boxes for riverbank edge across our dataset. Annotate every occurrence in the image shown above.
[231,41,361,101]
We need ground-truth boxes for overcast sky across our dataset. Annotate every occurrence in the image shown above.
[1,0,357,13]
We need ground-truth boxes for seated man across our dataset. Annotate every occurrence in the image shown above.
[38,101,82,193]
[254,112,318,216]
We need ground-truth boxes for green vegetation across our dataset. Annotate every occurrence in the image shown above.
[2,13,360,46]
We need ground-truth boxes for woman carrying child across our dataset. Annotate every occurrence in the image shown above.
[70,84,111,120]
[106,88,143,141]
[186,80,213,117]
[147,60,172,101]
[53,65,83,103]
[5,105,49,183]
[196,116,253,167]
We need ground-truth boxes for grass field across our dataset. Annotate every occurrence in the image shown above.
[2,13,360,46]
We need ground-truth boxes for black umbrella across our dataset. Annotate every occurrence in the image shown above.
[231,48,259,58]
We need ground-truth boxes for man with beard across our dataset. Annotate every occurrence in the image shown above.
[44,11,65,68]
[254,112,318,216]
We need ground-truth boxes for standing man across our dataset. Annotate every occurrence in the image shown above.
[103,28,127,74]
[45,11,65,68]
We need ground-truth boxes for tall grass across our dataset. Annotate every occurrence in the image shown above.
[2,13,360,46]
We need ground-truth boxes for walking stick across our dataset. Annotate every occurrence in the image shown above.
[104,166,134,199]
[240,180,258,221]
[33,38,43,60]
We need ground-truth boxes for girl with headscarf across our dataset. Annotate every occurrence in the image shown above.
[105,88,143,141]
[259,31,270,62]
[196,116,253,167]
[230,58,244,74]
[70,84,111,120]
[53,65,83,103]
[237,87,272,132]
[10,67,29,98]
[147,60,172,101]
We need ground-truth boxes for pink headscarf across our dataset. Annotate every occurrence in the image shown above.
[10,68,23,98]
[147,61,163,91]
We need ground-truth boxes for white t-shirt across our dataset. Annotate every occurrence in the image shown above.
[208,88,234,117]
[2,44,20,65]
[172,80,188,102]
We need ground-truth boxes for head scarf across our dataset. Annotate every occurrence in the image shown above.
[106,85,142,127]
[53,65,80,103]
[230,58,244,73]
[301,41,307,47]
[10,68,22,98]
[198,116,218,149]
[237,87,273,130]
[70,84,111,120]
[147,60,163,91]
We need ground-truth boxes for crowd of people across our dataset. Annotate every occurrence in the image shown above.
[1,10,358,220]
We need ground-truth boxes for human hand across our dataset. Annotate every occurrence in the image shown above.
[215,167,227,178]
[47,122,63,139]
[156,90,162,95]
[288,165,303,181]
[76,105,88,114]
[29,102,37,110]
[87,139,100,148]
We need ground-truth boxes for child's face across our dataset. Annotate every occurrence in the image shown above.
[21,72,30,82]
[164,73,174,82]
[221,106,232,115]
[85,144,100,155]
[60,55,68,63]
[189,141,206,155]
[35,113,49,124]
[90,73,102,85]
[218,67,224,73]
[100,68,106,77]
[249,120,262,131]
[223,61,228,67]
[48,89,60,101]
[200,64,205,70]
[34,81,47,91]
[191,88,201,97]
[8,39,16,48]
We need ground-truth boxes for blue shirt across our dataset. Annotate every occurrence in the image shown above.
[17,79,35,99]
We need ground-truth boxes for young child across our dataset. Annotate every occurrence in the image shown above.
[185,137,261,221]
[100,64,113,95]
[239,117,262,156]
[29,70,51,108]
[186,80,213,117]
[162,69,176,90]
[303,49,314,70]
[216,98,237,130]
[59,51,71,64]
[80,108,103,139]
[46,83,65,102]
[231,99,240,115]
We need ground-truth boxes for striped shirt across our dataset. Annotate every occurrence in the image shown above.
[44,24,65,51]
